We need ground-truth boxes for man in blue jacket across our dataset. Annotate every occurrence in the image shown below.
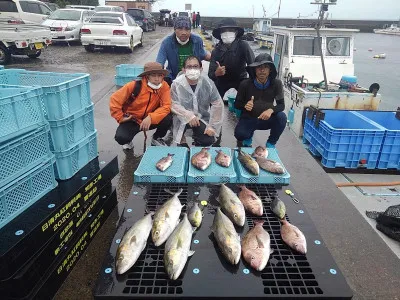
[156,17,211,86]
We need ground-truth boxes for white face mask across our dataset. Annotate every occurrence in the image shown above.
[148,81,162,90]
[221,31,236,44]
[176,35,189,45]
[185,69,201,81]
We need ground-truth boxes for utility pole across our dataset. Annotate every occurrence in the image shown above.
[278,0,282,19]
[310,0,337,91]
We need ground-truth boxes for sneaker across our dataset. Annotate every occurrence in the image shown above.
[151,137,167,146]
[122,141,134,150]
[266,142,276,149]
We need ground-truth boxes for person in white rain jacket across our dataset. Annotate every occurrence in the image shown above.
[171,56,224,147]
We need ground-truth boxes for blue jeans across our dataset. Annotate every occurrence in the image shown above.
[234,111,287,145]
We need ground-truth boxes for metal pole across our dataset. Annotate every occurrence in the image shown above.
[315,6,328,91]
[278,0,281,19]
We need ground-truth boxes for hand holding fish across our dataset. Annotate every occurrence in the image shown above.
[244,96,254,111]
[188,116,200,127]
[140,115,152,131]
[258,109,274,120]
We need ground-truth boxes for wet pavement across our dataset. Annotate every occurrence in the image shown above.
[6,27,400,299]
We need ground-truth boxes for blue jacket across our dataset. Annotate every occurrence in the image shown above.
[156,33,207,80]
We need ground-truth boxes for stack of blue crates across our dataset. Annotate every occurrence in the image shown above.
[303,109,386,169]
[0,86,58,229]
[115,64,144,87]
[0,69,98,180]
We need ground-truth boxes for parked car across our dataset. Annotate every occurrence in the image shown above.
[45,2,58,11]
[0,0,52,24]
[94,5,124,12]
[66,5,95,10]
[126,8,155,32]
[178,11,189,18]
[158,8,173,27]
[80,12,143,53]
[41,9,95,42]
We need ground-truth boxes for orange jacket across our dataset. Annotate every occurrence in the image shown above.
[110,78,171,124]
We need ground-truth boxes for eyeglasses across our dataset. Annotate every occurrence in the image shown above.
[185,65,200,69]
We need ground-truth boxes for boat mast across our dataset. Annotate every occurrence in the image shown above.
[278,0,282,19]
[311,0,337,91]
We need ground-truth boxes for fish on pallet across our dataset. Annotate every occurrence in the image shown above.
[152,189,184,246]
[191,147,212,171]
[253,156,285,174]
[211,208,241,265]
[280,219,307,254]
[218,184,246,226]
[252,146,268,158]
[242,220,273,271]
[164,214,195,280]
[238,185,263,216]
[215,150,231,167]
[270,198,286,219]
[187,202,203,228]
[238,149,259,175]
[116,212,154,275]
[156,153,174,172]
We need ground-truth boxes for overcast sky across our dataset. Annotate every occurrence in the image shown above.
[150,0,399,20]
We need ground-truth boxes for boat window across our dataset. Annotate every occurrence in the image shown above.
[326,37,350,56]
[275,34,285,54]
[293,36,322,56]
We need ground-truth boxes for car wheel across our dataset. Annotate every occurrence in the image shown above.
[127,36,134,53]
[84,45,95,52]
[0,44,11,65]
[27,50,41,59]
[138,33,143,47]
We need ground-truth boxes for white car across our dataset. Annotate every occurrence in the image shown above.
[41,9,94,42]
[94,5,124,12]
[80,12,143,53]
[0,0,52,24]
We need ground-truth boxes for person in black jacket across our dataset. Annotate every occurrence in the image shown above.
[234,53,287,148]
[208,18,255,98]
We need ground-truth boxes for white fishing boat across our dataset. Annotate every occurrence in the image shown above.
[253,18,274,49]
[374,23,400,36]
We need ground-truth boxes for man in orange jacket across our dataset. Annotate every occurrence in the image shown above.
[110,62,172,150]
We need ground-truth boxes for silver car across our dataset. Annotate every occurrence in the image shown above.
[42,9,94,42]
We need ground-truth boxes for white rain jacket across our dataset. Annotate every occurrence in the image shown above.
[171,74,224,144]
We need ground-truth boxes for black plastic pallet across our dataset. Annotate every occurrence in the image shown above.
[94,183,353,299]
[4,187,118,300]
[0,155,119,280]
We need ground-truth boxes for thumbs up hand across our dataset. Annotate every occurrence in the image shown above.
[215,61,226,77]
[245,96,254,111]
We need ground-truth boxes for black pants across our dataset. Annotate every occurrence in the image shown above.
[115,114,172,145]
[183,121,215,147]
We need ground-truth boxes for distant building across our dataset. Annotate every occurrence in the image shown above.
[105,0,152,11]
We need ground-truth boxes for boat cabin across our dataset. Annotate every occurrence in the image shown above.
[271,27,359,84]
[253,18,272,35]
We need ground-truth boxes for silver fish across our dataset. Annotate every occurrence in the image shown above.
[252,146,268,158]
[152,189,184,246]
[242,220,273,271]
[238,185,263,216]
[156,153,174,172]
[254,156,285,174]
[238,149,259,175]
[280,219,307,254]
[164,214,195,280]
[215,150,231,167]
[116,212,154,275]
[211,208,241,265]
[187,202,202,228]
[218,184,246,227]
[191,147,212,171]
[271,198,286,219]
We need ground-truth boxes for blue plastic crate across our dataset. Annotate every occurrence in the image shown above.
[187,147,237,183]
[303,109,385,169]
[0,123,52,188]
[134,147,188,183]
[0,66,4,70]
[234,147,290,185]
[0,69,91,120]
[116,64,144,77]
[227,96,235,112]
[353,111,400,170]
[54,130,98,180]
[115,75,138,87]
[0,155,57,229]
[0,86,46,143]
[48,103,95,152]
[235,108,242,118]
